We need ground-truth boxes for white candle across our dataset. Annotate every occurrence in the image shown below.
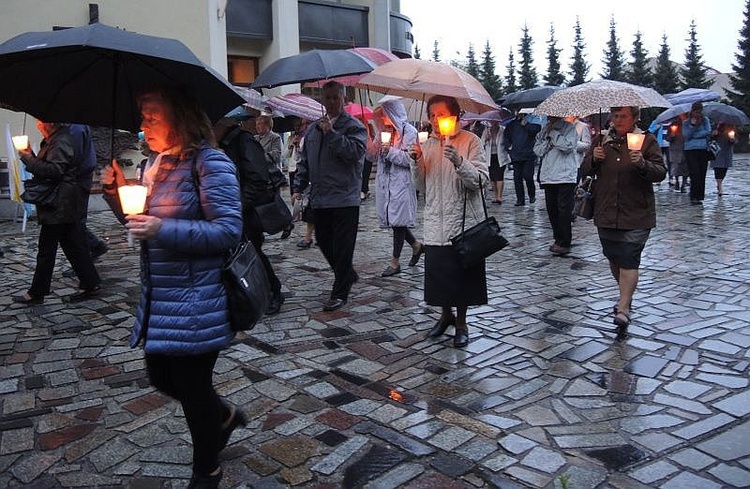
[626,133,645,151]
[418,131,429,143]
[380,131,392,145]
[12,135,28,151]
[118,185,147,215]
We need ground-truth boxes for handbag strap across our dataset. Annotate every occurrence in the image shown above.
[461,173,489,233]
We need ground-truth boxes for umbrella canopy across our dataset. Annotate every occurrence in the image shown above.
[265,93,324,120]
[344,102,374,121]
[653,101,750,126]
[664,87,721,105]
[305,47,399,88]
[0,23,244,132]
[501,86,563,110]
[251,49,377,89]
[534,80,672,117]
[355,58,499,113]
[461,108,513,122]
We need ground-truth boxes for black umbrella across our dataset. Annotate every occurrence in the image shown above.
[251,49,376,90]
[0,23,244,132]
[501,85,563,110]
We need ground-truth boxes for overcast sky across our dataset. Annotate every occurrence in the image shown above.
[400,0,745,78]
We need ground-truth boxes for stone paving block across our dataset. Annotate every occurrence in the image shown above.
[667,447,715,471]
[363,462,424,489]
[713,389,750,417]
[56,472,123,487]
[279,465,314,486]
[274,416,313,436]
[697,419,750,461]
[672,413,734,440]
[708,463,750,487]
[315,409,361,430]
[555,465,608,489]
[660,471,722,489]
[504,465,552,488]
[39,423,97,451]
[520,446,566,473]
[10,451,61,484]
[89,437,139,471]
[341,444,406,487]
[310,435,368,475]
[629,460,679,485]
[139,445,192,464]
[259,435,319,467]
[653,393,712,414]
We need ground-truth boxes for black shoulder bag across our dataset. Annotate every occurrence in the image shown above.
[191,158,271,331]
[450,174,509,268]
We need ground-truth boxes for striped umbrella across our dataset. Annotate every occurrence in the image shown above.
[265,93,324,120]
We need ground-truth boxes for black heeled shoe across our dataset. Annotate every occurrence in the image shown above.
[12,293,43,305]
[453,327,469,348]
[427,314,455,338]
[408,244,424,267]
[187,469,222,489]
[218,407,247,452]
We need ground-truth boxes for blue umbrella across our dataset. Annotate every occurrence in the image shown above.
[654,101,750,126]
[664,88,721,105]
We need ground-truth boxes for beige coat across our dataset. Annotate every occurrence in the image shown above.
[412,130,489,245]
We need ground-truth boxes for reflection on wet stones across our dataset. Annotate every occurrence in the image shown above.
[585,444,649,471]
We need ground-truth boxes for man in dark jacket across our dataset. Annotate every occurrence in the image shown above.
[14,121,101,304]
[216,118,285,315]
[292,81,368,312]
[504,111,541,206]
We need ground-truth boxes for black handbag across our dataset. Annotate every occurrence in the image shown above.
[254,192,293,235]
[573,176,594,220]
[21,177,59,207]
[222,240,272,331]
[450,175,509,268]
[707,139,720,161]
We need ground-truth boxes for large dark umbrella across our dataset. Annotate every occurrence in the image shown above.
[653,101,750,126]
[501,85,563,110]
[251,49,377,89]
[0,23,244,132]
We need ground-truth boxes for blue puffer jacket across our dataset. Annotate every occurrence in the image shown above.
[130,144,243,355]
[682,115,711,151]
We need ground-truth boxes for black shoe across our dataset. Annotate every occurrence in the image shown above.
[529,197,536,204]
[62,268,77,279]
[427,314,456,338]
[408,244,424,267]
[296,238,313,248]
[381,265,401,277]
[218,407,247,452]
[91,244,108,260]
[67,286,101,303]
[453,328,469,348]
[266,293,284,315]
[187,469,222,489]
[13,293,43,305]
[323,298,347,312]
[514,202,524,206]
[280,224,294,240]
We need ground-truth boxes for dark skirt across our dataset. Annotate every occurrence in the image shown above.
[598,228,651,269]
[424,245,488,307]
[488,154,506,182]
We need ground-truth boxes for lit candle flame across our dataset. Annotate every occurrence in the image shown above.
[437,116,457,141]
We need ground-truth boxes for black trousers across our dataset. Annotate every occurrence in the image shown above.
[512,159,536,204]
[685,149,708,201]
[361,159,373,194]
[145,351,229,476]
[543,183,576,248]
[314,206,359,300]
[29,221,100,298]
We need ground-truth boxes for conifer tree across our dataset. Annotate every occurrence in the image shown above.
[680,20,711,89]
[466,43,480,79]
[518,25,538,89]
[479,40,503,100]
[505,48,518,94]
[653,34,679,95]
[432,40,440,62]
[544,24,565,86]
[727,0,750,116]
[569,17,590,86]
[628,31,653,87]
[601,17,626,81]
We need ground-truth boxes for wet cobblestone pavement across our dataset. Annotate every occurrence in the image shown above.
[1,158,750,488]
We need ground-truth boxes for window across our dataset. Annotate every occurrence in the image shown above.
[228,56,259,86]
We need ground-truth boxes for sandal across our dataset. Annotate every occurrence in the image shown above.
[613,310,630,328]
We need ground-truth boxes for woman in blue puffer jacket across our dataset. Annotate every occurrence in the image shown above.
[122,86,243,489]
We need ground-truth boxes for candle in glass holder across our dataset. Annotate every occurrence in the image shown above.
[12,135,29,151]
[729,130,736,140]
[118,185,147,215]
[670,124,678,133]
[380,131,392,146]
[437,116,457,142]
[626,133,645,151]
[418,131,429,143]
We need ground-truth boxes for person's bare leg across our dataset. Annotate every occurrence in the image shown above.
[717,178,723,196]
[616,268,638,317]
[609,261,620,283]
[455,306,468,329]
[497,180,504,203]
